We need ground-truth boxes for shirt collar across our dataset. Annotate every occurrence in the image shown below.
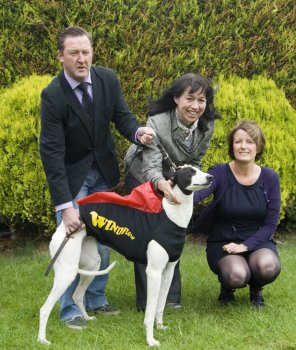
[63,70,92,90]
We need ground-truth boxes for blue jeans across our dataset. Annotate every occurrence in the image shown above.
[57,164,110,321]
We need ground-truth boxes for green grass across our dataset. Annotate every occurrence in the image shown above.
[0,236,296,350]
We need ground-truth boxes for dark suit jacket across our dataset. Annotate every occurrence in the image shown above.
[40,66,140,206]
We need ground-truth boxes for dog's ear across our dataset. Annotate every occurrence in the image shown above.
[169,166,183,184]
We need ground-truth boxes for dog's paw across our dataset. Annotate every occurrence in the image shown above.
[156,323,168,331]
[147,337,160,347]
[85,316,96,321]
[37,337,51,346]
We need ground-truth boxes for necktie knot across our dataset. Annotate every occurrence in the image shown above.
[78,82,89,94]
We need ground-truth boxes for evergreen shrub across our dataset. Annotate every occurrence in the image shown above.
[0,74,295,235]
[0,75,55,233]
[0,0,295,108]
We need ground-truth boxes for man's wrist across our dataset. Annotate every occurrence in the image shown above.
[55,201,73,212]
[135,128,143,143]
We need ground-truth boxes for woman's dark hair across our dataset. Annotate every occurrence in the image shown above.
[57,26,93,52]
[147,73,221,132]
[228,120,266,161]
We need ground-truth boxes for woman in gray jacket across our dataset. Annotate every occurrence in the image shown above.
[124,73,221,310]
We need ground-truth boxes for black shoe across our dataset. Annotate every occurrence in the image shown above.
[91,304,120,315]
[166,302,181,309]
[65,316,86,330]
[250,286,264,308]
[218,287,236,305]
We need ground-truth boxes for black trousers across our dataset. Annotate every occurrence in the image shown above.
[125,172,182,309]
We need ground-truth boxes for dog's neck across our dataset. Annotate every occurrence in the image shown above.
[162,184,193,228]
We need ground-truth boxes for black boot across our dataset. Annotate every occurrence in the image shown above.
[249,285,264,308]
[218,286,236,305]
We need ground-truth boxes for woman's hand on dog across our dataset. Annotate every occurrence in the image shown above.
[62,207,83,235]
[157,179,181,204]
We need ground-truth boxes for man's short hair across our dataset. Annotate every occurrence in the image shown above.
[57,26,93,51]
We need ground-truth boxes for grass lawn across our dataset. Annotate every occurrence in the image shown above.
[0,234,295,350]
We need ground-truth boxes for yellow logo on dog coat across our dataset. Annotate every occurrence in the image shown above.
[90,211,135,240]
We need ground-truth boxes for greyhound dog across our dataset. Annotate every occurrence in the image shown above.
[38,166,212,347]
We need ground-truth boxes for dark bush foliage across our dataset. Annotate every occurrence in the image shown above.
[0,0,295,112]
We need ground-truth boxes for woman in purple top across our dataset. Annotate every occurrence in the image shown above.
[193,121,281,307]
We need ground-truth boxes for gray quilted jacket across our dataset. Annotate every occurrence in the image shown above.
[124,110,215,185]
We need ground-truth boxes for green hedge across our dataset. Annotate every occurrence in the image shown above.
[0,0,295,113]
[0,74,295,234]
[0,75,55,233]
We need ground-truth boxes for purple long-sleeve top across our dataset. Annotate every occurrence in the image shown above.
[193,163,281,251]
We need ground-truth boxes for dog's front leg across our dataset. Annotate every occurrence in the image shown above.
[145,241,169,347]
[155,261,178,330]
[145,267,162,347]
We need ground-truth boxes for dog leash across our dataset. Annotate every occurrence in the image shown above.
[156,143,177,171]
[44,228,79,277]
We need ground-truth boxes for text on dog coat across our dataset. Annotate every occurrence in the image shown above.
[90,211,136,240]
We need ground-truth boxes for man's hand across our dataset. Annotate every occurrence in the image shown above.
[157,179,181,204]
[136,127,156,145]
[62,207,82,235]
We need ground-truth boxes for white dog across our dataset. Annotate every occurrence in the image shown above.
[38,166,212,347]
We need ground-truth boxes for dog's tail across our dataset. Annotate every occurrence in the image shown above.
[77,261,116,276]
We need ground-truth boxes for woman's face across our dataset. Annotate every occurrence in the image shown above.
[174,87,207,126]
[233,129,258,163]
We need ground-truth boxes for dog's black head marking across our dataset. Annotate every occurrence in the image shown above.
[171,167,196,195]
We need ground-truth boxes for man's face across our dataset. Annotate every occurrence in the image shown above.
[58,35,93,82]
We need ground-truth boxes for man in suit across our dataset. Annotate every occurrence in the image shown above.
[40,26,155,329]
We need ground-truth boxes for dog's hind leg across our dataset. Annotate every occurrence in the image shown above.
[155,260,178,330]
[145,240,169,347]
[38,223,85,345]
[72,275,97,321]
[72,237,100,321]
[38,269,78,345]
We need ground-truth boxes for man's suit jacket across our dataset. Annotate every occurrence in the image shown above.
[40,66,140,206]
